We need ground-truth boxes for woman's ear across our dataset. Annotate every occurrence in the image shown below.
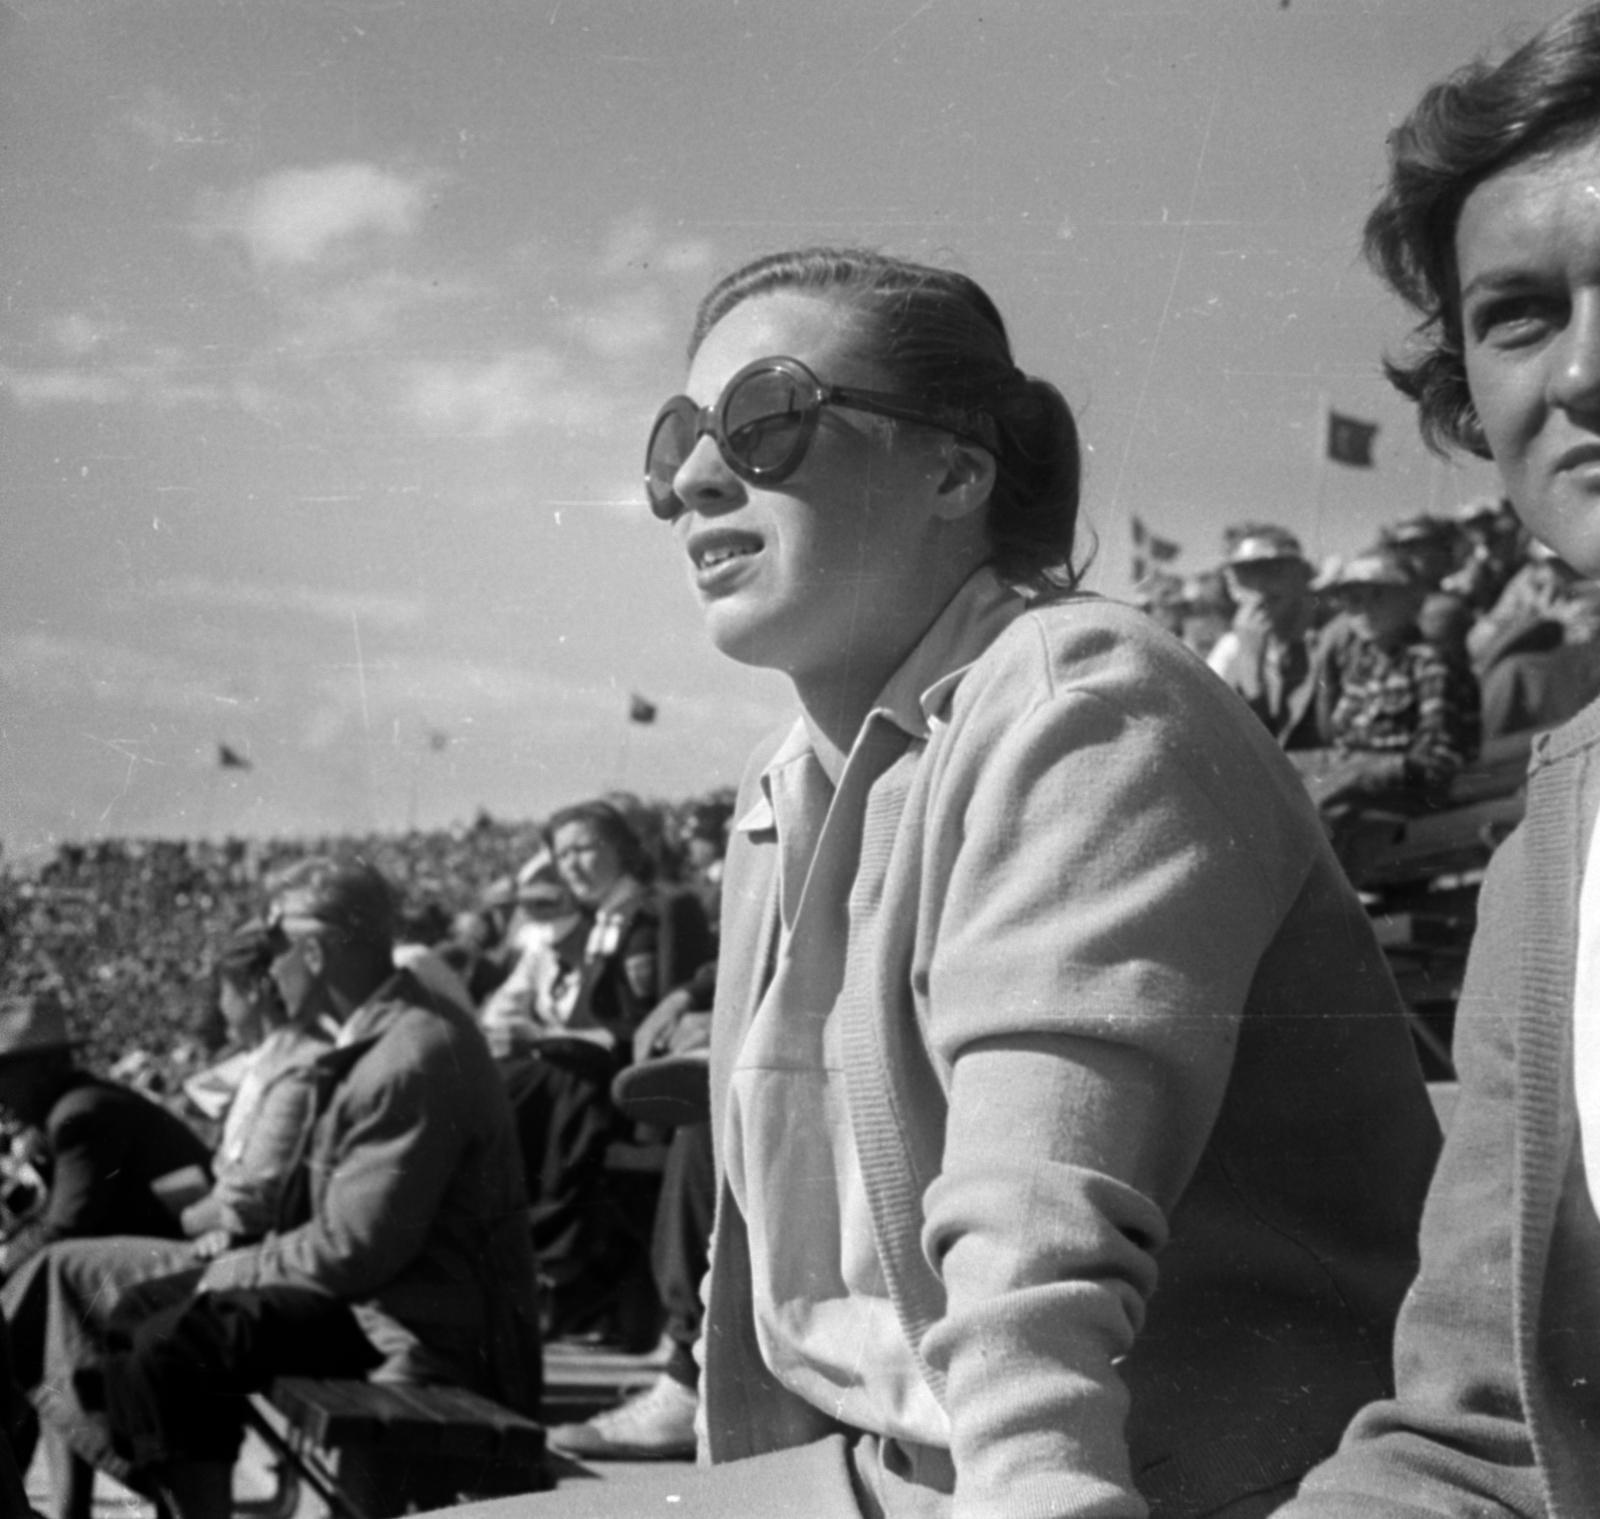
[930,441,997,522]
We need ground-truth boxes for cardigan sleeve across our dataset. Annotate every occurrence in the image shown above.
[1280,835,1544,1518]
[916,624,1311,1518]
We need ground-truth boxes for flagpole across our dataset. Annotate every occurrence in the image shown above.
[613,719,632,792]
[1312,394,1332,565]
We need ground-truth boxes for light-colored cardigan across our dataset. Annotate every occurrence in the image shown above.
[702,593,1440,1519]
[1285,696,1600,1518]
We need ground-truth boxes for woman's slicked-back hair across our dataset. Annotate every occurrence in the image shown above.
[691,247,1083,593]
[1365,4,1600,456]
[543,799,656,885]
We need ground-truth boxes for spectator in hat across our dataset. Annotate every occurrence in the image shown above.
[0,993,210,1283]
[1308,548,1480,813]
[1441,496,1525,614]
[1379,514,1466,592]
[50,855,541,1519]
[1175,568,1235,660]
[1208,526,1325,751]
[2,920,331,1519]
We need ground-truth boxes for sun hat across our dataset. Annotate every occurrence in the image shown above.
[1330,549,1423,589]
[1227,526,1308,568]
[0,992,74,1064]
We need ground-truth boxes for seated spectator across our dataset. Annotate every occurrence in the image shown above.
[1467,538,1600,672]
[1208,527,1324,750]
[1439,495,1524,614]
[1281,6,1600,1510]
[679,801,732,933]
[549,801,712,1049]
[503,804,712,1340]
[478,857,592,1060]
[2,920,330,1519]
[176,919,330,1247]
[1176,568,1236,659]
[0,993,210,1282]
[546,963,719,1462]
[44,856,540,1519]
[1379,514,1465,591]
[1306,549,1480,814]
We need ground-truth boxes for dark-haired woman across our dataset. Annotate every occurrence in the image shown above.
[1284,7,1600,1517]
[505,802,713,1338]
[512,248,1437,1518]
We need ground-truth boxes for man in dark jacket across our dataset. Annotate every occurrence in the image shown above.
[0,993,210,1281]
[53,856,542,1519]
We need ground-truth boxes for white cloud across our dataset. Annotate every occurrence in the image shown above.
[0,368,130,407]
[138,577,427,632]
[51,313,122,356]
[198,162,432,269]
[0,633,223,715]
[596,210,713,281]
[399,350,617,439]
[280,268,472,356]
[566,286,670,362]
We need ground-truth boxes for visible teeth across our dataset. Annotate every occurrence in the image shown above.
[700,544,755,569]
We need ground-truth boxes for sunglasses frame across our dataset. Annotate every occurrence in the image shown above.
[645,355,998,521]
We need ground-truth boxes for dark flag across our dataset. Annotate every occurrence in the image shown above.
[426,729,449,753]
[1147,531,1181,564]
[1326,410,1379,468]
[1131,516,1180,582]
[628,694,658,725]
[217,743,251,770]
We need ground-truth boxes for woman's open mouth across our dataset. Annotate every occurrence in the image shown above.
[688,529,764,586]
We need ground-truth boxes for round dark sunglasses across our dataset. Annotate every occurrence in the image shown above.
[644,355,998,521]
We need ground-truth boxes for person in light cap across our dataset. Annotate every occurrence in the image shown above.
[52,856,541,1519]
[1307,547,1480,813]
[1209,526,1324,750]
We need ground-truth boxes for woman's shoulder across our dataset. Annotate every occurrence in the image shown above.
[964,589,1239,716]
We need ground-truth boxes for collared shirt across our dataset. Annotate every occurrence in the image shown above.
[723,567,1025,1446]
[1327,631,1480,791]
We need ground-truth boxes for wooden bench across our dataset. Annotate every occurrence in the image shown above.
[246,1378,548,1519]
[1313,733,1537,1079]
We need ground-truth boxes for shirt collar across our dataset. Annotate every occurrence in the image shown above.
[736,567,1024,836]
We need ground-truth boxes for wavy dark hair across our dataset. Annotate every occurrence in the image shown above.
[542,800,656,887]
[1365,4,1600,456]
[690,247,1083,593]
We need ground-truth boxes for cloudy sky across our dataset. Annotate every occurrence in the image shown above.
[0,0,1569,858]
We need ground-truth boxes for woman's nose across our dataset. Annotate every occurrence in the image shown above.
[672,433,745,517]
[1550,288,1600,415]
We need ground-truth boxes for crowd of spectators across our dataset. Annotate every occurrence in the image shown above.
[0,792,733,1104]
[7,503,1594,1104]
[1136,499,1600,819]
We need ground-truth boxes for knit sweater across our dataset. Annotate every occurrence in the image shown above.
[1284,695,1600,1518]
[703,587,1440,1518]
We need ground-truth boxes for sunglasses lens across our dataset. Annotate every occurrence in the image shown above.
[722,368,811,477]
[645,399,698,519]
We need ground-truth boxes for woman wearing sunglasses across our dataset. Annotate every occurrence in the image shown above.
[521,248,1438,1518]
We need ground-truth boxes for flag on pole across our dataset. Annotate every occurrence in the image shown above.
[1131,516,1181,582]
[628,694,658,725]
[217,743,251,770]
[1325,410,1379,468]
[426,728,449,753]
